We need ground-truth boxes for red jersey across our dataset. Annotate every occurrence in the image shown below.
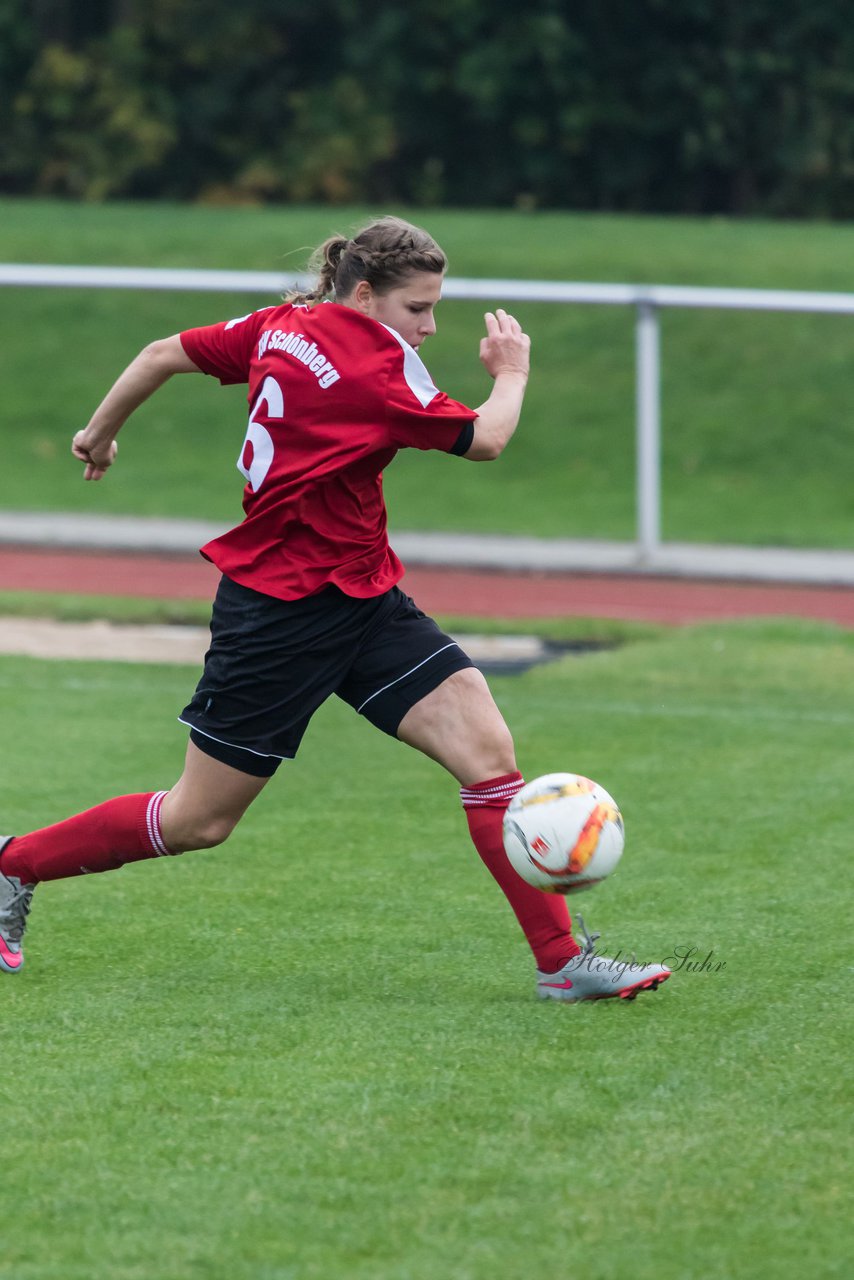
[179,302,477,600]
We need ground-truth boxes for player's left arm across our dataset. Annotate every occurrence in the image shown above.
[464,309,530,462]
[72,335,202,481]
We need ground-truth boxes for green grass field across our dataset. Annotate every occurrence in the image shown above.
[2,618,850,1280]
[5,198,854,546]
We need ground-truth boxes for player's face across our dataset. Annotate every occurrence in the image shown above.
[358,272,444,350]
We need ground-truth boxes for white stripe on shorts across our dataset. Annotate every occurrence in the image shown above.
[177,718,290,762]
[355,642,460,714]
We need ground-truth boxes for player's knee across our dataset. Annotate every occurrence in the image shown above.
[196,815,237,850]
[499,726,517,771]
[484,723,517,777]
[479,685,517,767]
[466,717,517,782]
[167,812,239,853]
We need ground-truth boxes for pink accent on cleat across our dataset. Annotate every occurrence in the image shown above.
[0,862,34,974]
[0,935,23,971]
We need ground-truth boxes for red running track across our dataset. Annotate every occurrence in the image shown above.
[1,545,854,626]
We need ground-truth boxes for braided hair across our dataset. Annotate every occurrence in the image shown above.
[288,216,447,305]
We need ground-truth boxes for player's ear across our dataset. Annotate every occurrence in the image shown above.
[349,279,375,314]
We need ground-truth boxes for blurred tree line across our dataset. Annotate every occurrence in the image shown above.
[2,0,854,215]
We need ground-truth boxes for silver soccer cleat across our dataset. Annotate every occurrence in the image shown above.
[0,837,34,974]
[536,916,671,1002]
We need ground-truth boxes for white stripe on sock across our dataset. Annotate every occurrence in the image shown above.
[146,791,170,857]
[460,778,525,808]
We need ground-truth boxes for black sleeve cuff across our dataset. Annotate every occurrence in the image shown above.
[449,421,475,456]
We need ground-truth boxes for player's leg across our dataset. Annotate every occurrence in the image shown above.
[336,591,580,976]
[396,668,671,1001]
[0,741,269,972]
[395,665,514,787]
[159,739,270,852]
[395,666,581,974]
[2,739,268,881]
[2,576,370,974]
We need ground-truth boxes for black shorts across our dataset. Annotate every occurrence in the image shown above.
[178,575,474,777]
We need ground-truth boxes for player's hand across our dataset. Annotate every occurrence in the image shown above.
[72,430,118,481]
[479,309,530,380]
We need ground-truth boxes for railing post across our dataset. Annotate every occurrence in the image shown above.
[635,301,661,563]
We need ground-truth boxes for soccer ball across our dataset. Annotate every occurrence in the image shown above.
[502,773,625,894]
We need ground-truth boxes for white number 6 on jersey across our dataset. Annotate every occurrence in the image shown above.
[237,375,283,492]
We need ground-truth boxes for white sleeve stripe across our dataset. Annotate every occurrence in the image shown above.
[379,323,440,408]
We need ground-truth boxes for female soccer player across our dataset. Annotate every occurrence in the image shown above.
[0,216,669,1001]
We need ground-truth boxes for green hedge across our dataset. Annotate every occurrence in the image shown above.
[3,1,854,215]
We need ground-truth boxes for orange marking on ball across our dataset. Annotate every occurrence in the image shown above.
[568,803,618,874]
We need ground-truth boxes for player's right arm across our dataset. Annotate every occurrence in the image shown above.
[72,335,201,481]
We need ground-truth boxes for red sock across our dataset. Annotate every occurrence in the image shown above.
[461,773,580,973]
[0,792,174,884]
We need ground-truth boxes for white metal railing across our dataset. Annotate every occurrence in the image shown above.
[5,262,854,566]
